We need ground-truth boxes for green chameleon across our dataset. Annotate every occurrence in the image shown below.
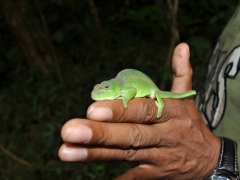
[91,69,196,118]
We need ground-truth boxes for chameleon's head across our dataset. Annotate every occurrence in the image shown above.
[91,80,120,101]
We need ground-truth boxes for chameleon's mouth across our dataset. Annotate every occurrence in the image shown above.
[91,96,117,101]
[91,92,120,101]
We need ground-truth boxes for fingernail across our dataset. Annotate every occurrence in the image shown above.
[64,125,92,143]
[61,145,87,162]
[87,107,113,121]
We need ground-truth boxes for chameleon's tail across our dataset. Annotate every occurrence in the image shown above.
[160,90,196,99]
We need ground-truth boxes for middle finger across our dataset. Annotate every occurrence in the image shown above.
[61,118,165,148]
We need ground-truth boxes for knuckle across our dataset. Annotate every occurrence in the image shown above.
[124,149,137,161]
[128,124,146,147]
[144,99,159,122]
[120,98,157,123]
[137,99,158,122]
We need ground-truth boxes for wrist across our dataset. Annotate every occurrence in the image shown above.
[209,137,239,180]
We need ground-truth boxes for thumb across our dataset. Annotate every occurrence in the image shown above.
[171,43,193,93]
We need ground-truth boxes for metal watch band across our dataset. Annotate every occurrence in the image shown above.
[209,137,239,180]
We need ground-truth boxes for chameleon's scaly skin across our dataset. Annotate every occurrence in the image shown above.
[91,69,196,118]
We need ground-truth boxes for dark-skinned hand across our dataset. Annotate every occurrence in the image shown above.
[58,43,220,180]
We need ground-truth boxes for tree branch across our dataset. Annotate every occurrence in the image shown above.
[125,0,130,8]
[0,0,63,81]
[33,0,63,84]
[0,144,29,166]
[87,0,105,53]
[160,0,180,89]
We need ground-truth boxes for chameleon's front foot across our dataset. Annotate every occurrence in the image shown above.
[121,87,137,108]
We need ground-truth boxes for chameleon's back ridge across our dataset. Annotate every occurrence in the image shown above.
[116,69,159,92]
[117,69,154,84]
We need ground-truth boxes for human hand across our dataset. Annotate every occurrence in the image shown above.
[58,43,220,180]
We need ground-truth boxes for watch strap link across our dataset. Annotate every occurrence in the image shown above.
[210,137,240,180]
[217,137,239,178]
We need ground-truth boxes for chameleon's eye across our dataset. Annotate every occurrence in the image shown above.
[101,81,111,90]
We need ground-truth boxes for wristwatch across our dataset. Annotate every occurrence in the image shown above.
[209,137,239,180]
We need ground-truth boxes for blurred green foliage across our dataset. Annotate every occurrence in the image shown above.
[0,0,238,179]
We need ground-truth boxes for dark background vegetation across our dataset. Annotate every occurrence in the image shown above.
[0,0,238,179]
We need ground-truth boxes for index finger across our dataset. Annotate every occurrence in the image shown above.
[87,98,158,123]
[87,98,193,123]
